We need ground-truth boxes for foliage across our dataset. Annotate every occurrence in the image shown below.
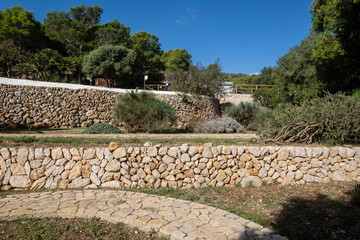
[353,89,360,99]
[43,5,103,56]
[310,0,360,92]
[95,19,130,47]
[0,6,43,51]
[252,88,285,109]
[223,72,247,83]
[272,34,324,104]
[130,31,164,85]
[0,6,44,77]
[82,123,124,134]
[259,93,360,145]
[161,48,192,71]
[12,62,37,79]
[31,48,63,79]
[82,44,136,87]
[193,117,245,133]
[225,67,275,85]
[112,90,176,133]
[225,102,263,130]
[169,59,223,97]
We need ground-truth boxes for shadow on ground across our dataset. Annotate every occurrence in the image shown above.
[273,192,360,240]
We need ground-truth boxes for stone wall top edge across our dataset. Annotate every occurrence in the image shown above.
[0,77,176,96]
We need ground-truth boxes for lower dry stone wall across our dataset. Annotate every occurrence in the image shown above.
[0,145,359,190]
[0,78,219,129]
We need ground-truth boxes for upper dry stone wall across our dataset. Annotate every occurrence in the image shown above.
[0,78,219,129]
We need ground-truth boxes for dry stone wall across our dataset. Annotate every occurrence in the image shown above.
[0,145,359,191]
[218,93,253,105]
[0,79,219,129]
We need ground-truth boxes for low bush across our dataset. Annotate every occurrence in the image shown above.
[193,117,245,133]
[82,123,124,134]
[112,90,176,133]
[252,88,285,109]
[225,102,263,130]
[259,93,360,144]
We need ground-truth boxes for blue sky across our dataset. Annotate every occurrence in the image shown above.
[0,0,313,74]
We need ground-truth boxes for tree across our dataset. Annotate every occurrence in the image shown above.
[0,6,44,76]
[255,67,275,85]
[58,57,76,82]
[82,44,136,87]
[161,48,192,71]
[12,62,37,79]
[43,5,104,83]
[0,6,43,51]
[44,5,103,56]
[169,59,223,97]
[32,48,63,78]
[310,0,360,92]
[273,34,323,104]
[96,19,130,47]
[130,31,164,85]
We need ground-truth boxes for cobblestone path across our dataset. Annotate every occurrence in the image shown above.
[0,190,286,240]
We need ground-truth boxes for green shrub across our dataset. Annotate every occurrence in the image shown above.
[225,102,263,130]
[252,88,285,109]
[352,89,360,99]
[350,184,360,207]
[82,123,124,134]
[260,93,360,144]
[193,117,245,133]
[112,90,176,133]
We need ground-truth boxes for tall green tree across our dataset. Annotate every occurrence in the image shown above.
[43,4,103,83]
[130,31,164,85]
[0,6,44,76]
[82,44,136,88]
[96,19,130,47]
[161,48,192,71]
[254,67,275,85]
[310,0,360,92]
[44,5,103,56]
[273,34,323,104]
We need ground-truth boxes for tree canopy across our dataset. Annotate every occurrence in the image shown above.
[310,0,360,92]
[43,5,103,57]
[130,31,164,84]
[273,34,323,103]
[82,44,136,87]
[95,19,130,47]
[161,48,192,71]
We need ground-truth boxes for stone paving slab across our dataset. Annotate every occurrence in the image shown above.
[0,189,287,240]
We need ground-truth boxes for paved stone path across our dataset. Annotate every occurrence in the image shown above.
[0,190,286,240]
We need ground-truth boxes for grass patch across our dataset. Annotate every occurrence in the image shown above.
[0,136,253,147]
[0,217,167,240]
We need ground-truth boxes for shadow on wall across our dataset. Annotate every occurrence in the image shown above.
[272,192,360,240]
